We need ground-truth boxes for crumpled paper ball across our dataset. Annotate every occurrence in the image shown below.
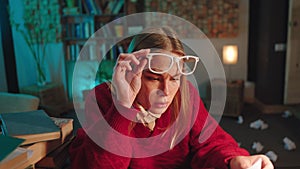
[237,115,244,124]
[282,110,293,118]
[283,137,296,151]
[252,141,264,153]
[250,119,269,130]
[265,151,278,162]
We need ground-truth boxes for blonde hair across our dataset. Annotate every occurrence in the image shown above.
[128,26,191,149]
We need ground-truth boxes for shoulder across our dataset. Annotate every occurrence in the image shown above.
[84,82,114,113]
[90,82,113,102]
[94,82,112,95]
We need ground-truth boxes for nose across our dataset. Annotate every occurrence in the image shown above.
[158,80,170,96]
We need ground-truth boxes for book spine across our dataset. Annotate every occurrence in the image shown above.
[94,0,103,14]
[81,0,89,14]
[0,114,8,136]
[85,0,96,14]
[112,0,124,14]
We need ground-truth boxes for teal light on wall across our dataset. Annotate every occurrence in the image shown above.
[95,59,116,85]
[66,59,116,101]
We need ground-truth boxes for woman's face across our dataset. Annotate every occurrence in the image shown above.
[135,51,181,115]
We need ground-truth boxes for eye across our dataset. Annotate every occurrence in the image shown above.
[171,76,180,81]
[145,76,160,81]
[172,78,180,81]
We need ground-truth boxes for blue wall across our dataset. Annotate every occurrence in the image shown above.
[9,0,67,90]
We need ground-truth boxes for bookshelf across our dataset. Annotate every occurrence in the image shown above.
[61,2,127,61]
[60,0,139,100]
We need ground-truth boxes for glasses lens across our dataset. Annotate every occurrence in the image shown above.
[180,57,198,74]
[149,54,173,73]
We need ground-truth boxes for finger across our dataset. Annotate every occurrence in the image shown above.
[118,53,140,65]
[130,49,150,72]
[134,58,147,73]
[132,49,151,62]
[240,158,252,169]
[132,48,151,57]
[113,65,126,80]
[261,156,274,169]
[113,61,130,81]
[118,49,150,67]
[125,59,147,85]
[116,60,132,71]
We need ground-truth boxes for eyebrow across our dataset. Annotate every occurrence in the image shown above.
[143,70,181,77]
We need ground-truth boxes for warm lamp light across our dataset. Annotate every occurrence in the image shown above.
[223,45,238,65]
[223,45,238,82]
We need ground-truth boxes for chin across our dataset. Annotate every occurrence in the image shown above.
[150,107,168,115]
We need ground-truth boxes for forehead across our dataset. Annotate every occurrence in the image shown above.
[151,49,180,57]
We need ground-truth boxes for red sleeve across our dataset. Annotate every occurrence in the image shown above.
[69,129,131,169]
[189,86,249,169]
[69,83,138,169]
[83,83,139,134]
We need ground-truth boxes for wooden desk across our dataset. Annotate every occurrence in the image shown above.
[20,83,71,116]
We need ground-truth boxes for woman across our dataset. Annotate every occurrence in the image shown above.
[69,27,273,169]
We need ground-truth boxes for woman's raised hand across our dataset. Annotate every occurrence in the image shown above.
[112,49,150,108]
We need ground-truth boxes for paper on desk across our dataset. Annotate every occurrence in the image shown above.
[246,158,262,169]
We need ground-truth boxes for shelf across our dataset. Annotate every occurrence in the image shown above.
[60,0,140,100]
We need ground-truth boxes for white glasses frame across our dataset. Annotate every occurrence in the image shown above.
[146,53,199,75]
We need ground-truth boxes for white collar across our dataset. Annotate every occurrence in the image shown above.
[136,104,162,130]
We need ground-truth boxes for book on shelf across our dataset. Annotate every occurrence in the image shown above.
[112,0,124,14]
[117,44,124,53]
[0,135,25,161]
[15,117,74,169]
[83,22,90,38]
[94,0,103,14]
[18,140,62,169]
[66,44,71,60]
[81,0,90,14]
[63,7,80,15]
[0,110,61,145]
[0,147,33,169]
[50,117,74,143]
[85,0,99,15]
[103,0,124,15]
[75,23,80,38]
[88,42,97,60]
[0,135,32,169]
[35,136,74,169]
[67,44,81,61]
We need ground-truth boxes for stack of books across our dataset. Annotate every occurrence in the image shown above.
[0,110,74,169]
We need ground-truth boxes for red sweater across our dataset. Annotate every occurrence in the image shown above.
[69,83,249,169]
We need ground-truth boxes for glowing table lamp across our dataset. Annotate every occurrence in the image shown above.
[222,45,238,81]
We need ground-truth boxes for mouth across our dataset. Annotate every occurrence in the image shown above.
[152,102,169,108]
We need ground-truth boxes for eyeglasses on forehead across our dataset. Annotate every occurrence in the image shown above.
[146,53,199,75]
